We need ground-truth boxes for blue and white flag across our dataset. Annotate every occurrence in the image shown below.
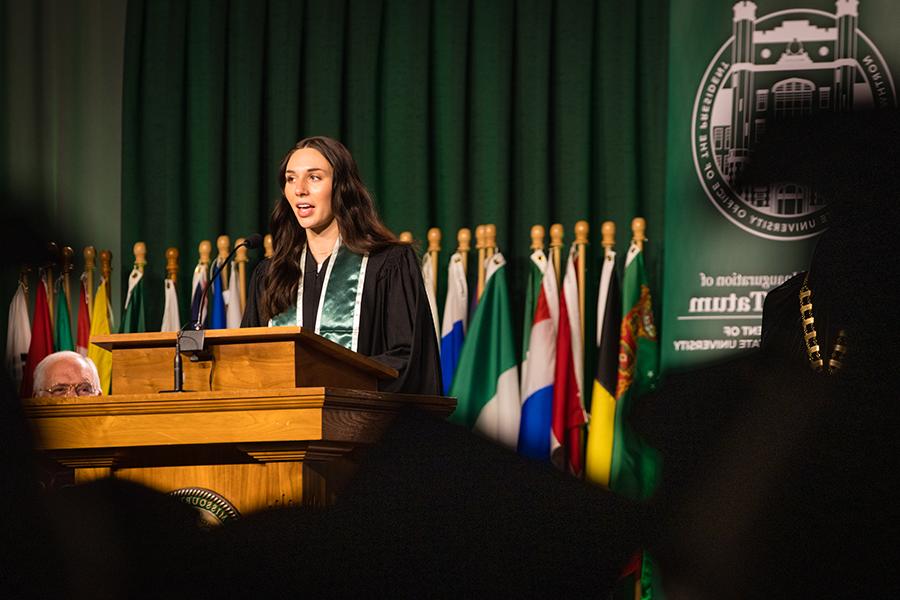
[440,251,468,395]
[518,251,559,459]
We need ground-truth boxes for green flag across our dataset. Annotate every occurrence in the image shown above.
[520,250,545,364]
[610,240,660,500]
[449,252,520,450]
[54,281,74,352]
[121,267,146,333]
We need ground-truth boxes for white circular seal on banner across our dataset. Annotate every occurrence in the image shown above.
[691,1,896,241]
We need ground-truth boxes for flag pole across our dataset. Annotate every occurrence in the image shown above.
[263,234,273,258]
[62,246,74,317]
[550,223,563,289]
[234,239,247,312]
[100,249,113,301]
[166,247,179,284]
[399,231,413,243]
[475,225,486,300]
[46,242,58,329]
[427,228,441,299]
[575,220,589,346]
[84,246,96,312]
[457,228,471,277]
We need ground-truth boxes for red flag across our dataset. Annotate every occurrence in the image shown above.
[551,247,586,476]
[76,274,91,356]
[20,276,54,397]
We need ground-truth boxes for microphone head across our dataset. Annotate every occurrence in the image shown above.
[243,233,263,249]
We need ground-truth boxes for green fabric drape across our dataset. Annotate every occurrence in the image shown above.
[122,0,668,352]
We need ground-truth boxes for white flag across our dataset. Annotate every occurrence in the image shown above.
[421,253,440,345]
[225,264,243,329]
[5,282,31,389]
[161,279,181,332]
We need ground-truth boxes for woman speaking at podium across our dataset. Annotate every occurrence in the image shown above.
[242,137,441,395]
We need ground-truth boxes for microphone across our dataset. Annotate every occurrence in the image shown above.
[161,233,262,393]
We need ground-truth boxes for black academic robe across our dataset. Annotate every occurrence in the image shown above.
[242,244,442,396]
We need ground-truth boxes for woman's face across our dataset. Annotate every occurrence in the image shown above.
[283,147,335,234]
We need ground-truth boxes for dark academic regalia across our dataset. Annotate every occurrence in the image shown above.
[242,243,442,396]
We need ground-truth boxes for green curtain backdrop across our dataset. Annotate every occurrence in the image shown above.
[122,0,669,348]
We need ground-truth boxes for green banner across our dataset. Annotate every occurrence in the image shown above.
[662,0,898,373]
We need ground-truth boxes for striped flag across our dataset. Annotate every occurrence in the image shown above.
[421,253,440,345]
[551,245,586,475]
[20,274,53,397]
[439,252,467,395]
[5,280,31,390]
[449,252,520,449]
[161,279,181,332]
[76,273,92,355]
[585,246,622,485]
[518,251,558,460]
[610,240,660,500]
[87,278,113,394]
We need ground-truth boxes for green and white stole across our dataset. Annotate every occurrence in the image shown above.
[269,236,368,351]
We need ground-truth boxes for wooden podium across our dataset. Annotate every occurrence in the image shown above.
[23,327,455,518]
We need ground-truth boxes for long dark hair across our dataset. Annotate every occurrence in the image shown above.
[263,136,398,321]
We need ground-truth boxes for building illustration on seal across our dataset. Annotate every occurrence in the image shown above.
[709,0,881,219]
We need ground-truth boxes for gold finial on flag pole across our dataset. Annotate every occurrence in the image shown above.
[84,246,96,311]
[457,227,471,276]
[399,231,413,243]
[133,242,147,272]
[263,234,273,258]
[216,235,231,286]
[631,217,647,251]
[165,247,179,283]
[530,225,545,251]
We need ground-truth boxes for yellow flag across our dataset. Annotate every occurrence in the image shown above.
[87,278,113,394]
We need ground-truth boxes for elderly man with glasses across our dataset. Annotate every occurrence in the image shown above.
[32,351,101,397]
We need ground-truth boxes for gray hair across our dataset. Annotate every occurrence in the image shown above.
[32,351,102,396]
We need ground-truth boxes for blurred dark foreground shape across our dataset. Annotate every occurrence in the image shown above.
[634,109,900,598]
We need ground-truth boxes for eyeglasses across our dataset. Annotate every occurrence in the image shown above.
[35,382,99,397]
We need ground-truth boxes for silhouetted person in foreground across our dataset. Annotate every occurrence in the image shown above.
[634,109,900,598]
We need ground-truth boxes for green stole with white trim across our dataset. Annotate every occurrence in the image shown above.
[269,237,368,351]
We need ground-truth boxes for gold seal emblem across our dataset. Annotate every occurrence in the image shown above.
[169,487,240,525]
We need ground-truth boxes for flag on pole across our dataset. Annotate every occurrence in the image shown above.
[440,252,468,395]
[76,273,92,356]
[121,266,146,333]
[190,261,208,328]
[610,240,661,500]
[87,278,113,394]
[20,274,53,397]
[585,246,622,485]
[54,278,74,352]
[225,261,243,329]
[551,245,586,475]
[520,249,545,376]
[421,253,440,345]
[209,260,227,329]
[449,252,520,449]
[161,279,181,332]
[5,280,31,390]
[518,251,558,460]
